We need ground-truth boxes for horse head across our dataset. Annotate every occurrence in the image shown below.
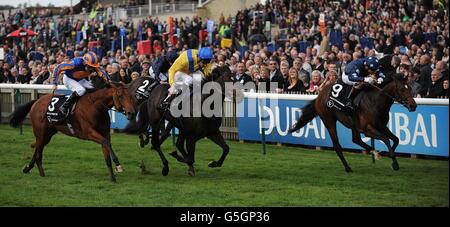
[383,73,417,112]
[107,82,137,120]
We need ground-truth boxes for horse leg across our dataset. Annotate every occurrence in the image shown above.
[170,133,187,163]
[185,137,196,176]
[159,122,173,145]
[106,135,123,173]
[207,131,230,168]
[151,124,169,176]
[110,147,123,173]
[89,130,116,182]
[35,128,57,177]
[377,126,400,171]
[23,150,37,174]
[324,120,353,172]
[351,129,377,163]
[24,127,56,174]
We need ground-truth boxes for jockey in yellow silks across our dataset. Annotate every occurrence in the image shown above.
[161,47,214,109]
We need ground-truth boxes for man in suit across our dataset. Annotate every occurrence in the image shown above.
[233,62,253,87]
[268,59,284,92]
[417,55,433,96]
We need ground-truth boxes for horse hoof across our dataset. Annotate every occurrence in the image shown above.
[391,162,400,171]
[162,166,169,176]
[371,150,382,160]
[116,165,124,173]
[187,167,195,176]
[111,176,117,183]
[22,165,30,173]
[345,167,353,173]
[208,161,221,168]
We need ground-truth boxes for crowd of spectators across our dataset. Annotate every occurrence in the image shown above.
[0,0,448,98]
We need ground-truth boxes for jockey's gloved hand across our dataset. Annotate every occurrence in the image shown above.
[364,77,375,84]
[377,77,384,84]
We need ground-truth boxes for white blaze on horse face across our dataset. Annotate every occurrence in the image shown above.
[404,85,408,89]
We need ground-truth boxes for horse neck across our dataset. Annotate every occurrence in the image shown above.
[87,87,115,108]
[374,82,395,112]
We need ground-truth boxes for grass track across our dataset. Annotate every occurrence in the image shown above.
[0,125,448,207]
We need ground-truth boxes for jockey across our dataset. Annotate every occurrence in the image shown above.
[51,51,110,117]
[160,47,214,109]
[341,56,385,109]
[149,50,179,84]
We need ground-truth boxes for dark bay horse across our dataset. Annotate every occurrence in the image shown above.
[127,66,239,176]
[9,83,136,182]
[122,76,173,148]
[289,73,417,172]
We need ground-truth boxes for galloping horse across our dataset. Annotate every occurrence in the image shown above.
[9,82,136,182]
[289,73,417,172]
[123,76,173,148]
[126,66,239,176]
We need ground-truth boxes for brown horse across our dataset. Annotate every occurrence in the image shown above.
[9,83,136,182]
[289,73,417,172]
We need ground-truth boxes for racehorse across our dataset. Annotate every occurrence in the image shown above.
[288,73,417,172]
[126,66,239,176]
[122,76,173,148]
[9,82,136,182]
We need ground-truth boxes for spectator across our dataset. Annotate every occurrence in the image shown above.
[418,55,433,96]
[319,70,338,92]
[109,63,121,82]
[141,58,151,77]
[257,66,271,92]
[268,59,284,92]
[285,68,304,93]
[233,62,252,86]
[279,61,290,90]
[443,76,449,98]
[426,70,445,98]
[17,67,31,84]
[131,71,140,81]
[306,70,323,94]
[401,64,422,98]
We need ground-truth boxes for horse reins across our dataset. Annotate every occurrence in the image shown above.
[87,94,124,114]
[367,82,396,101]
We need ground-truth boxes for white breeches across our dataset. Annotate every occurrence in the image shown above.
[63,74,94,96]
[169,71,204,94]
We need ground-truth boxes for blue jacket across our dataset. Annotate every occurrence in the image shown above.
[344,58,386,82]
[150,56,171,82]
[52,57,109,84]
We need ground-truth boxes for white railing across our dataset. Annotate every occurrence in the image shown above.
[243,92,449,106]
[126,3,197,18]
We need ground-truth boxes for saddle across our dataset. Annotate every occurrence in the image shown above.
[327,80,364,112]
[45,95,77,124]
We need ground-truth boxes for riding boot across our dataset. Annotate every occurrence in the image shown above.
[160,93,176,110]
[345,86,360,110]
[60,92,80,117]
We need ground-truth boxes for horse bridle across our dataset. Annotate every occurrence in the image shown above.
[366,82,410,108]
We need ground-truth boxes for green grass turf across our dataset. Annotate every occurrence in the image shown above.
[0,124,448,207]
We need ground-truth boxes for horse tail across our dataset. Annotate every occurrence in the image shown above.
[288,99,318,133]
[121,101,149,134]
[9,100,37,128]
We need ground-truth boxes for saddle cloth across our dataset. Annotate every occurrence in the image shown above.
[45,96,76,123]
[327,80,362,112]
